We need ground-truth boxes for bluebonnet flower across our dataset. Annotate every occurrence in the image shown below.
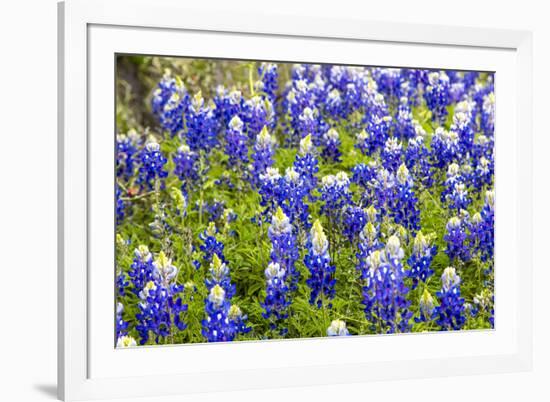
[293,134,319,200]
[408,231,437,289]
[441,163,462,202]
[390,163,420,232]
[135,252,187,344]
[205,253,236,299]
[357,115,393,156]
[258,167,285,217]
[474,156,493,190]
[202,252,249,342]
[283,79,317,146]
[268,207,300,291]
[481,92,495,137]
[471,189,495,262]
[435,267,466,330]
[225,115,249,169]
[320,172,351,225]
[280,167,310,230]
[196,199,226,222]
[116,302,129,339]
[459,162,475,189]
[473,288,494,328]
[364,91,390,122]
[116,187,126,225]
[424,71,450,124]
[430,127,461,169]
[450,110,475,154]
[342,83,362,117]
[250,126,276,188]
[305,220,336,308]
[405,135,433,188]
[244,95,275,141]
[328,65,353,91]
[394,97,416,140]
[173,143,199,193]
[116,335,137,348]
[297,106,326,146]
[151,70,180,116]
[444,216,471,263]
[257,62,278,101]
[153,73,189,136]
[185,91,218,153]
[327,319,350,336]
[342,205,368,244]
[202,284,237,342]
[324,88,344,120]
[472,134,494,165]
[415,288,435,323]
[447,182,471,212]
[372,167,396,215]
[449,81,465,103]
[382,137,403,172]
[442,163,471,211]
[362,236,412,333]
[321,128,342,162]
[374,68,403,104]
[128,245,155,295]
[356,221,382,278]
[213,87,245,132]
[228,304,251,336]
[261,261,291,335]
[136,141,168,191]
[116,130,140,181]
[196,222,225,269]
[351,162,378,191]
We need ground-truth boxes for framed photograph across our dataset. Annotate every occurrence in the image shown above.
[58,0,533,400]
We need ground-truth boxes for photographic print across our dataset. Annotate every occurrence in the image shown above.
[115,56,495,347]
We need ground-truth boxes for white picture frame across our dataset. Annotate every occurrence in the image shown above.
[58,0,533,400]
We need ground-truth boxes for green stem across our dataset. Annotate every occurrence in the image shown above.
[248,62,256,96]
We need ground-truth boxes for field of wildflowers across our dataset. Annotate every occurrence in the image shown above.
[115,56,495,347]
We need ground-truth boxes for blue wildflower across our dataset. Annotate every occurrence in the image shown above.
[136,141,168,191]
[202,284,236,342]
[327,319,350,336]
[257,62,278,101]
[116,130,140,181]
[321,128,342,162]
[268,207,300,291]
[320,172,351,225]
[293,134,319,200]
[261,261,291,335]
[362,236,412,333]
[196,222,225,269]
[305,220,336,308]
[185,91,218,153]
[225,115,249,170]
[135,252,187,344]
[415,288,435,323]
[250,126,276,188]
[408,231,437,289]
[382,137,403,172]
[444,216,471,263]
[173,143,199,193]
[435,267,466,330]
[424,71,450,124]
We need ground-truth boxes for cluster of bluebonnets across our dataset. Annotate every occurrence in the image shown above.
[115,58,494,347]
